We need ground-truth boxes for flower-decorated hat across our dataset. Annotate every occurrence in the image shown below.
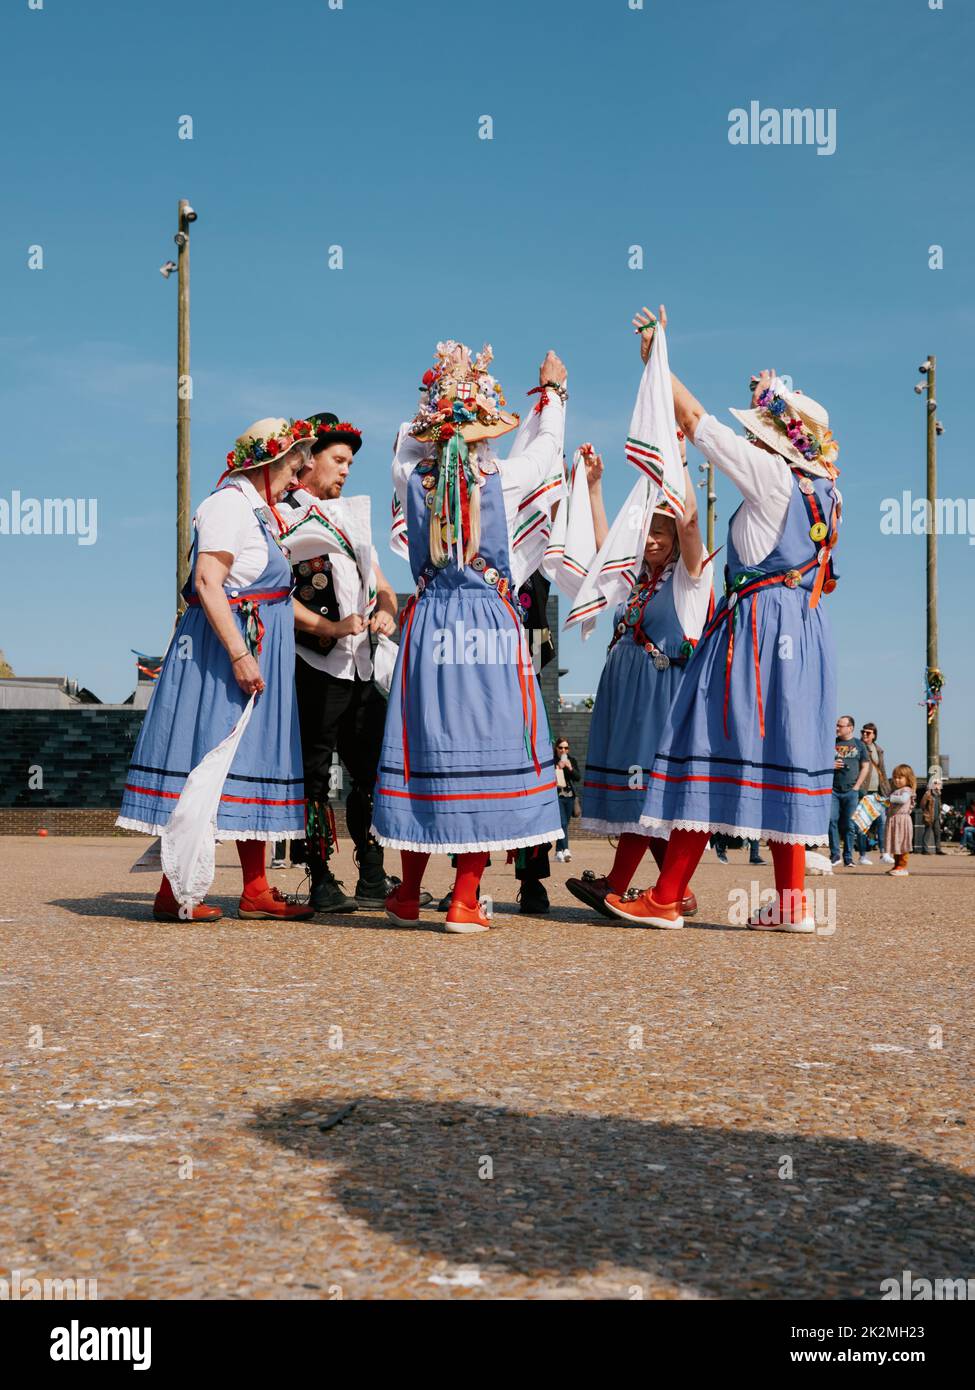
[225,417,315,475]
[410,341,520,445]
[730,378,839,479]
[307,412,363,456]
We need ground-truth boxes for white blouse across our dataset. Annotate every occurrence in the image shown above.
[194,475,269,589]
[691,414,842,569]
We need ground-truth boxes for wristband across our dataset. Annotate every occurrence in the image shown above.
[231,651,249,664]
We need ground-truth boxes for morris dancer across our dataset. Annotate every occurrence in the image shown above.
[608,312,841,932]
[566,327,711,917]
[117,418,317,921]
[374,341,568,933]
[275,413,403,913]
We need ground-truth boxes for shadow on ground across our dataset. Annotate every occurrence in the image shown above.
[249,1094,975,1298]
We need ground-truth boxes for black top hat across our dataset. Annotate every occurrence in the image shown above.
[308,412,363,456]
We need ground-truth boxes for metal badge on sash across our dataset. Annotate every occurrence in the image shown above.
[312,573,327,590]
[798,477,815,495]
[653,653,670,671]
[809,521,828,543]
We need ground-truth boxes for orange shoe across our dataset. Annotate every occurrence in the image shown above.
[384,888,421,928]
[604,887,683,929]
[153,893,222,923]
[444,900,491,934]
[238,886,314,921]
[747,893,815,933]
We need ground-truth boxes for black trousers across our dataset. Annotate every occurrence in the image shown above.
[294,658,387,834]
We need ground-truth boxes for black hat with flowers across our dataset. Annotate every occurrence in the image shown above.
[308,412,363,456]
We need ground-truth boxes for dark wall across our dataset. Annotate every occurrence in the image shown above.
[1,593,587,818]
[0,708,143,808]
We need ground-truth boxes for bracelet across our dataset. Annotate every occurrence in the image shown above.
[542,379,568,405]
[230,651,249,664]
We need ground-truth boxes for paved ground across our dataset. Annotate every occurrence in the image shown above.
[1,833,973,1300]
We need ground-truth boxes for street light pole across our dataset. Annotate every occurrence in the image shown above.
[924,354,939,776]
[175,199,193,616]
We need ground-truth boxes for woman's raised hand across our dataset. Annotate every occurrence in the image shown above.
[539,350,567,386]
[750,369,776,407]
[578,443,604,487]
[633,304,667,363]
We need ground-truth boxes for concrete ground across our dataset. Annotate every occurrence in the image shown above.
[1,833,972,1300]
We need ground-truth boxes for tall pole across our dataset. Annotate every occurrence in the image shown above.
[176,199,192,615]
[925,354,939,776]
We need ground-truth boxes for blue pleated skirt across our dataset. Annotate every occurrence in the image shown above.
[640,586,836,845]
[581,638,687,835]
[371,586,562,853]
[117,598,305,841]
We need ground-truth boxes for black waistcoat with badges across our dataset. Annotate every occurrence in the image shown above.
[278,491,340,657]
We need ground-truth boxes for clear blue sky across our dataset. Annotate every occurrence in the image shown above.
[2,0,972,775]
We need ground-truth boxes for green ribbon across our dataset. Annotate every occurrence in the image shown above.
[432,431,474,568]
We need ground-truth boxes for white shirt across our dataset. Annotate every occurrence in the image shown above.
[691,415,792,568]
[194,475,269,588]
[692,414,843,569]
[285,487,379,681]
[671,554,713,639]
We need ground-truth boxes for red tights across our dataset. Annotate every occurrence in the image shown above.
[398,849,489,909]
[158,838,268,905]
[607,833,667,894]
[652,832,806,907]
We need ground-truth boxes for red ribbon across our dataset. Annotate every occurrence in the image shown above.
[399,594,419,783]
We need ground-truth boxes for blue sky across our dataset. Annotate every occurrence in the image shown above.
[2,0,973,775]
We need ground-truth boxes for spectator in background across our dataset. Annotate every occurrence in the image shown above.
[919,780,946,855]
[830,715,869,868]
[962,801,975,854]
[554,737,580,862]
[885,764,917,876]
[857,721,891,865]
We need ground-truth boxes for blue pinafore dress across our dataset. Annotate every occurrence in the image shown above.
[117,484,305,841]
[371,463,563,853]
[582,563,700,836]
[640,470,839,845]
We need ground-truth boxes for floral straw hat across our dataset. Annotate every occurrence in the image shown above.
[730,378,839,479]
[410,341,520,446]
[224,417,316,476]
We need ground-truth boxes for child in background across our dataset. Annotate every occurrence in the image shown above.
[885,764,917,877]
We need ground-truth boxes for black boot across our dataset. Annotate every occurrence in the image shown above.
[354,840,389,906]
[310,862,357,913]
[518,880,550,915]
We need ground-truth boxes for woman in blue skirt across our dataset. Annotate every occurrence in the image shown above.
[567,448,712,921]
[117,417,316,923]
[373,342,567,933]
[607,326,841,933]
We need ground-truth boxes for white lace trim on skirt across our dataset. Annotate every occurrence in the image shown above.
[579,818,650,837]
[116,816,303,843]
[639,814,828,847]
[370,827,561,854]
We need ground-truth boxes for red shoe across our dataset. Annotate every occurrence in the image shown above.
[747,893,815,933]
[604,887,683,929]
[445,900,491,934]
[238,886,314,921]
[681,891,698,917]
[152,894,222,923]
[385,888,421,928]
